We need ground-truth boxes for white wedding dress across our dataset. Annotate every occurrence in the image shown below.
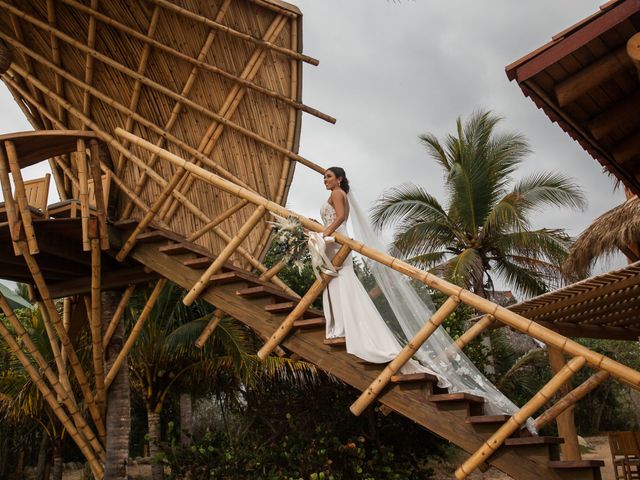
[320,201,442,378]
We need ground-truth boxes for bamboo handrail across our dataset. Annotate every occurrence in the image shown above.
[195,308,225,348]
[19,244,106,439]
[103,285,135,348]
[104,279,167,389]
[0,9,326,174]
[90,236,106,416]
[57,0,333,125]
[76,138,90,250]
[116,130,640,391]
[0,317,104,478]
[455,314,496,350]
[144,0,319,66]
[88,140,109,249]
[257,244,352,360]
[534,369,610,431]
[183,206,267,306]
[0,293,105,460]
[455,356,586,479]
[350,296,461,416]
[5,140,38,254]
[115,169,185,262]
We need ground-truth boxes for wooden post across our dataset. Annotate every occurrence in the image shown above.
[90,233,106,416]
[88,140,109,249]
[257,244,352,360]
[75,138,90,251]
[546,346,580,460]
[350,296,460,416]
[5,140,38,254]
[0,145,21,254]
[183,206,266,306]
[103,285,135,348]
[455,356,586,479]
[628,33,640,78]
[104,279,167,389]
[194,309,225,348]
[455,315,495,350]
[535,370,610,431]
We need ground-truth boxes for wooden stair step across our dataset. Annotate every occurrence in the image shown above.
[265,302,323,317]
[390,372,439,384]
[236,285,298,302]
[504,436,564,446]
[292,317,326,329]
[466,415,511,425]
[429,393,485,404]
[323,337,346,347]
[136,230,176,244]
[159,242,209,256]
[183,256,214,269]
[548,460,605,468]
[209,271,262,286]
[111,219,138,229]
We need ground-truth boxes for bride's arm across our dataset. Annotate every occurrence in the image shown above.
[323,190,348,237]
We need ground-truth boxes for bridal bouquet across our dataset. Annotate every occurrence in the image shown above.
[268,214,309,273]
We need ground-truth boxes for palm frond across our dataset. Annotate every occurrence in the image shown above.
[513,171,587,212]
[370,184,450,230]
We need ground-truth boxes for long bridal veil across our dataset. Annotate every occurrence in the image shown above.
[347,189,532,426]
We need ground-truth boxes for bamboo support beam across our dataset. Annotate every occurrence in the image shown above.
[90,235,106,416]
[105,279,167,389]
[75,138,90,250]
[0,145,21,252]
[103,285,135,349]
[187,200,249,243]
[144,0,319,66]
[88,140,109,249]
[115,169,185,262]
[0,9,327,173]
[184,206,267,306]
[80,0,99,124]
[258,259,288,283]
[535,370,610,431]
[45,0,66,124]
[0,293,105,460]
[455,356,586,479]
[116,131,640,391]
[0,316,104,478]
[5,140,38,254]
[455,315,496,350]
[350,296,461,416]
[194,308,225,348]
[257,244,352,360]
[19,244,106,439]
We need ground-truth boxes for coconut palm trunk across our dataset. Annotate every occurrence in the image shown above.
[179,393,192,447]
[147,409,163,480]
[35,433,50,480]
[103,290,131,480]
[51,438,63,480]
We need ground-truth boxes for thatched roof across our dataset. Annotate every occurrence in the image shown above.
[564,195,640,275]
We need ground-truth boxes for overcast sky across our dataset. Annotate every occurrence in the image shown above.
[0,0,626,291]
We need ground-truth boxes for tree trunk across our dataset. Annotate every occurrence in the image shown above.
[36,433,50,480]
[51,438,63,480]
[103,289,131,480]
[179,393,193,447]
[148,410,163,480]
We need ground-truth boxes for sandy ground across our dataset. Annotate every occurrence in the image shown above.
[61,435,615,479]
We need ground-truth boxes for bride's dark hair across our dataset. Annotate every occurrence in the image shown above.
[327,166,350,193]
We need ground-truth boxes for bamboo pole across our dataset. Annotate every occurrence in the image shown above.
[454,315,496,350]
[0,11,327,173]
[144,0,319,65]
[103,285,135,349]
[61,296,71,368]
[184,206,267,306]
[19,244,106,439]
[75,138,90,250]
[104,279,167,389]
[160,13,289,221]
[535,369,610,431]
[88,140,109,250]
[115,169,185,262]
[80,0,99,124]
[454,356,586,479]
[0,317,104,478]
[5,140,38,254]
[629,33,640,78]
[116,130,640,391]
[257,244,352,360]
[194,309,225,348]
[350,296,461,416]
[258,259,288,283]
[90,235,106,416]
[45,0,67,124]
[0,144,21,253]
[187,200,249,243]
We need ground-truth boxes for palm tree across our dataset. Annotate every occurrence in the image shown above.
[371,110,586,298]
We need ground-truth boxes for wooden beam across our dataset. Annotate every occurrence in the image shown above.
[588,91,640,140]
[48,266,158,298]
[554,47,632,106]
[628,32,640,78]
[613,132,640,165]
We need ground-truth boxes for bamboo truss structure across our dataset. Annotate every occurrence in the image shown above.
[0,1,636,479]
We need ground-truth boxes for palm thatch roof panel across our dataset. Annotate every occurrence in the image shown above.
[0,0,307,264]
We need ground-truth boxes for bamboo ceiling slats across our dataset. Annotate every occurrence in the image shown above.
[0,0,324,264]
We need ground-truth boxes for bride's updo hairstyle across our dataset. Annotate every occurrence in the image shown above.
[327,166,350,193]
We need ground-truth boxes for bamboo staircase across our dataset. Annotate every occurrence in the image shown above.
[109,220,606,480]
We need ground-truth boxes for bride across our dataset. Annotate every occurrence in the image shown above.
[317,166,533,424]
